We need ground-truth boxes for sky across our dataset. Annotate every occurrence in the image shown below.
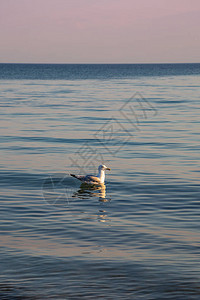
[0,0,200,63]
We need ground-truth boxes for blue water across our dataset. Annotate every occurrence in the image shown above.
[0,64,200,299]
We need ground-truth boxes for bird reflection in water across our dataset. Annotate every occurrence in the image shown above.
[72,183,111,223]
[73,182,110,202]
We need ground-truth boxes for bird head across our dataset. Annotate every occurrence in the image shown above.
[98,164,111,171]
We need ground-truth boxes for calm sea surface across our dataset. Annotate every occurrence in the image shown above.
[0,64,200,299]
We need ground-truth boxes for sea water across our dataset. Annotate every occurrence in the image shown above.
[0,64,200,299]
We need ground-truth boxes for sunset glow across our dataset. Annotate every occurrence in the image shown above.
[0,0,200,63]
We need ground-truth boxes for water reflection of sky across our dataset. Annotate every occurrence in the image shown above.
[1,77,200,183]
[0,74,200,290]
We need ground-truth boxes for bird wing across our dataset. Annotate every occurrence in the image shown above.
[70,174,101,184]
[85,175,101,183]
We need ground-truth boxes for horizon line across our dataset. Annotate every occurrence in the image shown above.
[0,62,200,65]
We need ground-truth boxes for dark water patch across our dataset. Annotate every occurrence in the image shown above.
[50,89,74,94]
[0,284,35,300]
[0,255,200,299]
[1,135,97,145]
[0,170,44,189]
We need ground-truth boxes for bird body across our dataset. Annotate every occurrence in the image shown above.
[70,164,110,184]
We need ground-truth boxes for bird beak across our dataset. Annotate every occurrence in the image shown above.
[106,167,111,171]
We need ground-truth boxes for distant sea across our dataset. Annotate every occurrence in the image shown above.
[1,63,200,80]
[0,63,200,299]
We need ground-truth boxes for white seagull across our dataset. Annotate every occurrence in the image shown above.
[70,164,111,184]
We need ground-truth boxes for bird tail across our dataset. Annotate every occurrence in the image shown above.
[70,174,76,178]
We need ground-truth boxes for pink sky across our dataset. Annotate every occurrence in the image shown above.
[0,0,200,63]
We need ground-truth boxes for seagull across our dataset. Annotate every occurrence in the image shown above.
[70,164,111,184]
